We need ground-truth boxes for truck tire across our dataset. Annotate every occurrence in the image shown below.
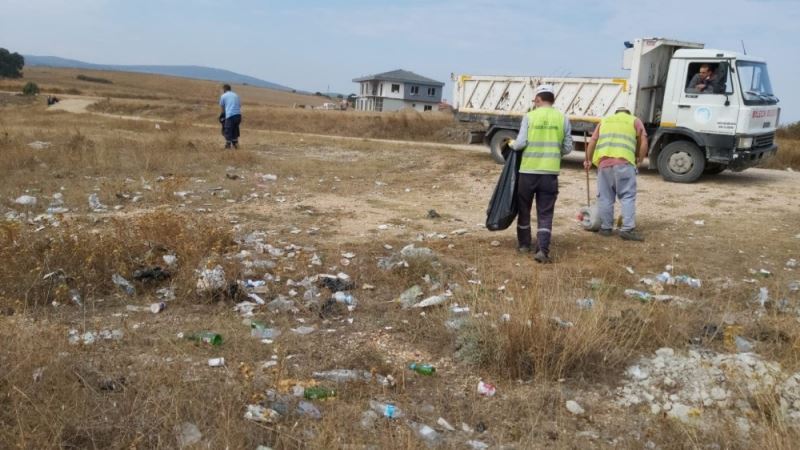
[703,163,726,175]
[657,141,706,183]
[489,130,517,164]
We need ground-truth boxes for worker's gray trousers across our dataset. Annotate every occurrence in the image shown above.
[597,164,637,232]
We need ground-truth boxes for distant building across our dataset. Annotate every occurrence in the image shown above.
[353,69,444,112]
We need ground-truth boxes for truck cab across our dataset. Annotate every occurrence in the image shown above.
[452,37,780,183]
[652,48,779,181]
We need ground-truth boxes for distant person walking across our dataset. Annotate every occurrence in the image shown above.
[507,85,573,263]
[219,84,241,149]
[584,106,648,241]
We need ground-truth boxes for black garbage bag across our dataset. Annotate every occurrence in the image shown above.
[485,149,521,231]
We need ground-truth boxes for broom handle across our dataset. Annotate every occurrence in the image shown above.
[584,131,590,207]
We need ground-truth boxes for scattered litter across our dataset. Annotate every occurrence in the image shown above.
[183,331,223,346]
[258,173,278,182]
[490,240,501,247]
[291,326,316,335]
[427,209,441,219]
[477,380,496,397]
[341,252,356,259]
[400,244,435,259]
[33,367,44,383]
[150,302,166,313]
[789,281,800,292]
[466,440,489,450]
[68,329,123,345]
[177,422,202,448]
[451,228,468,235]
[437,417,455,432]
[88,193,107,211]
[759,269,772,278]
[412,294,451,309]
[304,386,336,400]
[163,255,178,266]
[247,293,266,305]
[693,220,705,226]
[208,357,225,367]
[196,265,226,294]
[296,401,322,419]
[133,266,170,282]
[251,321,281,339]
[756,287,770,308]
[551,316,574,329]
[626,266,635,275]
[408,421,441,446]
[576,298,595,310]
[14,195,37,206]
[318,273,354,291]
[378,255,409,270]
[267,296,295,313]
[787,259,798,269]
[566,400,585,415]
[244,404,280,423]
[27,141,51,150]
[370,400,403,418]
[624,289,652,303]
[735,336,755,353]
[409,363,436,376]
[111,274,135,296]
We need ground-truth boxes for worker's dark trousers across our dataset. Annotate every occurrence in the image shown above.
[516,173,559,255]
[223,114,242,147]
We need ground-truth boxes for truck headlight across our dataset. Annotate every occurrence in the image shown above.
[737,137,753,149]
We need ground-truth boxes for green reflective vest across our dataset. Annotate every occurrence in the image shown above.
[521,107,565,174]
[592,112,637,166]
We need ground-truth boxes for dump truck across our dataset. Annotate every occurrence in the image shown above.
[452,38,780,182]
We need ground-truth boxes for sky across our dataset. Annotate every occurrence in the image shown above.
[2,0,799,122]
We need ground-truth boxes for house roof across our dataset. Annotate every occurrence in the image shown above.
[353,69,445,86]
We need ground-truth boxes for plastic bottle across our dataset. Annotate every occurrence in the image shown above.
[333,291,357,306]
[185,331,223,346]
[369,400,403,419]
[408,363,436,376]
[250,321,280,339]
[303,386,336,400]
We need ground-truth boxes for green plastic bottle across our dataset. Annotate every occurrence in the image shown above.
[186,331,223,346]
[409,363,436,376]
[304,386,336,400]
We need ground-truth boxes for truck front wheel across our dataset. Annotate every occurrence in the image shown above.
[657,141,705,183]
[489,130,517,164]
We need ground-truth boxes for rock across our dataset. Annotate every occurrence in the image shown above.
[626,365,650,381]
[14,195,37,206]
[710,387,727,401]
[667,403,696,422]
[427,209,441,219]
[565,400,585,415]
[399,285,423,308]
[451,228,468,235]
[490,240,501,247]
[360,410,378,429]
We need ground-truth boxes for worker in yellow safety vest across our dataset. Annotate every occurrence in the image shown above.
[584,106,649,241]
[507,85,573,263]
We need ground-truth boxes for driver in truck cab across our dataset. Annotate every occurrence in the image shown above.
[687,64,722,94]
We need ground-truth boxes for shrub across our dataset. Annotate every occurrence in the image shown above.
[21,82,39,96]
[76,74,113,84]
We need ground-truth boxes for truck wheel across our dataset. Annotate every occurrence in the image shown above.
[489,130,517,164]
[657,141,705,183]
[703,163,726,175]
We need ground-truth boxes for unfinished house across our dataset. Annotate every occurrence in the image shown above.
[353,69,444,112]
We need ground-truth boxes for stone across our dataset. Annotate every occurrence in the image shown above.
[565,400,585,415]
[656,347,675,358]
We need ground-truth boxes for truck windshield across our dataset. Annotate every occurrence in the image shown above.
[737,61,777,105]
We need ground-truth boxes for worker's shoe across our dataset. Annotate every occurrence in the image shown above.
[517,246,532,254]
[533,250,552,264]
[224,143,232,149]
[619,229,645,242]
[598,228,613,237]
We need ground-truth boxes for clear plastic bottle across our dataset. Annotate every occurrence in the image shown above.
[369,400,403,419]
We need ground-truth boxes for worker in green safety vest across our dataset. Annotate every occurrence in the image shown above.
[584,106,649,241]
[507,85,573,263]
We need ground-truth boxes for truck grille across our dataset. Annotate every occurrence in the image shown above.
[753,133,775,149]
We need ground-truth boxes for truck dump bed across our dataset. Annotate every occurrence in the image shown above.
[453,75,628,123]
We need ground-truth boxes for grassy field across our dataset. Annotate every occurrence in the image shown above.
[1,70,800,449]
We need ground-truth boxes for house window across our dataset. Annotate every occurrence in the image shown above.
[391,84,400,93]
[410,86,419,95]
[424,105,433,111]
[427,87,436,96]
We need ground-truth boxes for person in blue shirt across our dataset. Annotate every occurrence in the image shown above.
[219,84,242,149]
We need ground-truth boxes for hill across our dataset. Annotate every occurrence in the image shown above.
[24,55,296,92]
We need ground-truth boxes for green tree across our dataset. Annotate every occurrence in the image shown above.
[22,82,39,96]
[0,48,25,78]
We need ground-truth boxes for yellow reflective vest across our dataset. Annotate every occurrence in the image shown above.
[520,107,565,174]
[592,112,637,166]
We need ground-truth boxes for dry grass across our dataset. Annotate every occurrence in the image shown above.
[763,138,800,170]
[1,71,800,448]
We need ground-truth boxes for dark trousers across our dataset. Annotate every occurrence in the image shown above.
[223,114,241,146]
[516,173,559,254]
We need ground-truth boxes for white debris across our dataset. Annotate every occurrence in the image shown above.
[436,417,456,432]
[566,400,585,415]
[28,141,51,150]
[14,195,37,206]
[196,265,226,294]
[88,193,107,211]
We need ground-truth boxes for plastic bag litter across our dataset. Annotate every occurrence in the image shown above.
[485,148,521,231]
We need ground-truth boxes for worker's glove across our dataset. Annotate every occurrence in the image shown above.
[583,160,592,170]
[218,113,225,123]
[505,139,516,149]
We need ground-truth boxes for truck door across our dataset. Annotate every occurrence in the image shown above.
[676,61,739,136]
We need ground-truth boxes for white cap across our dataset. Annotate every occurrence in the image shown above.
[534,84,555,96]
